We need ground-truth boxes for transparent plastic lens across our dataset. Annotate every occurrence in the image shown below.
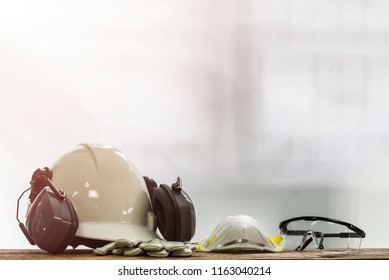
[284,235,363,251]
[280,217,365,252]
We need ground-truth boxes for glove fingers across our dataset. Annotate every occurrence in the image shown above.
[114,239,139,248]
[124,247,145,256]
[112,247,126,255]
[94,239,194,258]
[94,239,139,256]
[147,249,169,257]
[94,241,117,255]
[139,239,163,251]
[186,243,196,251]
[160,240,186,252]
[170,247,193,257]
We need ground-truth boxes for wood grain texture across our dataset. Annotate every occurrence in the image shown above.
[1,249,388,260]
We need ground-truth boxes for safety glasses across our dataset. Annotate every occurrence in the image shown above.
[279,216,366,252]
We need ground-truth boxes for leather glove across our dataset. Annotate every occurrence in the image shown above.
[94,238,194,258]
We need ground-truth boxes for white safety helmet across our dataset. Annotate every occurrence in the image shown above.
[197,215,283,253]
[50,144,158,244]
[17,144,196,254]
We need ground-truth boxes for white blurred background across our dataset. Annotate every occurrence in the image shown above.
[1,0,389,249]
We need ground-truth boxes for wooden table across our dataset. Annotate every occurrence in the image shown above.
[1,249,389,260]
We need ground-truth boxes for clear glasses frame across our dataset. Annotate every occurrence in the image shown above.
[279,216,366,252]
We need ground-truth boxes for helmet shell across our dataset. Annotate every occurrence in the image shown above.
[50,144,157,243]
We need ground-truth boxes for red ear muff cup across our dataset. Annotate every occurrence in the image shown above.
[152,186,177,241]
[152,185,196,242]
[26,187,78,254]
[172,188,196,242]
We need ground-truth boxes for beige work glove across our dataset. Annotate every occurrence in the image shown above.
[94,238,194,258]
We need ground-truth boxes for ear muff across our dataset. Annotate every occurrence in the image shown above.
[144,177,196,242]
[152,185,178,241]
[17,168,79,254]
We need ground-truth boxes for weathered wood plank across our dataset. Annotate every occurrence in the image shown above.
[1,249,388,260]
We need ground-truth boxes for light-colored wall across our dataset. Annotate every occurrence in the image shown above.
[1,0,388,249]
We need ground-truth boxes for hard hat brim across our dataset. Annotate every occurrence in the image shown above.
[76,222,158,243]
